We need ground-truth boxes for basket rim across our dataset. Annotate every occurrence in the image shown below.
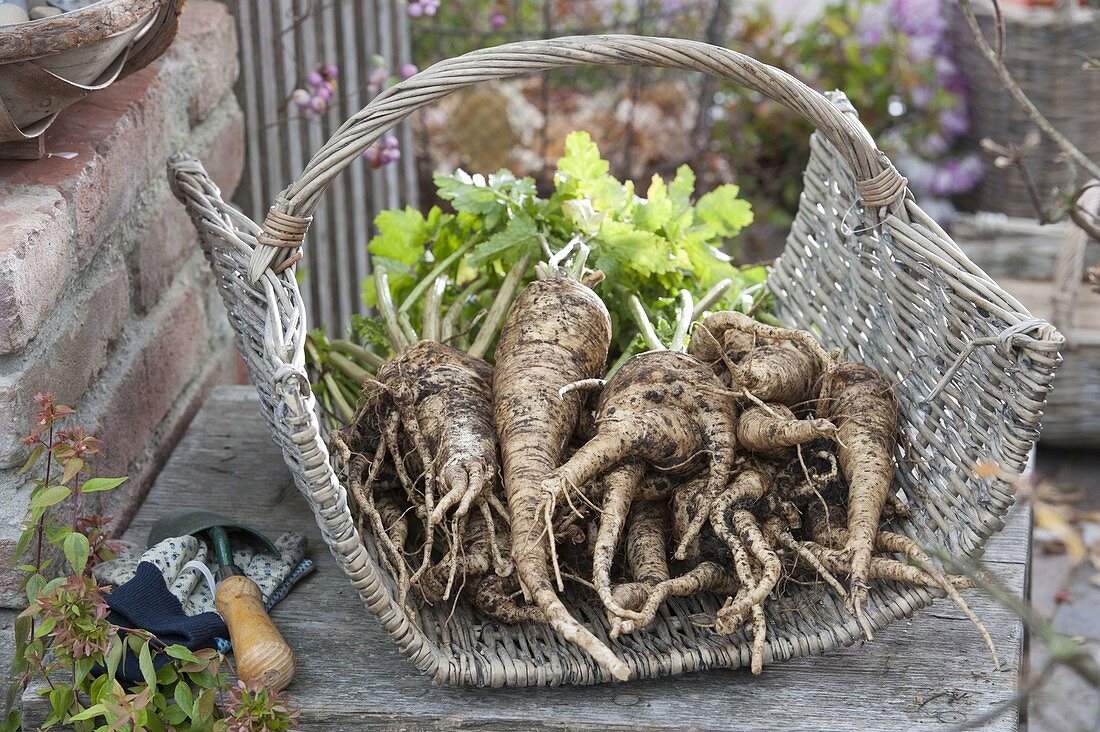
[0,0,163,62]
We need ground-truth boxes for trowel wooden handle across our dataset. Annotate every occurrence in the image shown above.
[215,575,296,691]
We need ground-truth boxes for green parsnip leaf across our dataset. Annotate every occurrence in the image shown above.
[469,215,540,268]
[367,207,429,265]
[554,131,608,193]
[695,184,754,238]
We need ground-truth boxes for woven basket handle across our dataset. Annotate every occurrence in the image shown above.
[250,34,907,282]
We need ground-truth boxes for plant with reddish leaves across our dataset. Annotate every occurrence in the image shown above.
[2,395,300,732]
[218,680,301,732]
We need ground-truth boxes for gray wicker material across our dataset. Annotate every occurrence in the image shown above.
[1040,183,1100,445]
[168,35,1064,687]
[950,2,1100,217]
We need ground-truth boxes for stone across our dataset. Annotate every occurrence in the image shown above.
[28,6,58,18]
[0,4,29,25]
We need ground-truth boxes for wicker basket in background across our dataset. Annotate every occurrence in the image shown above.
[950,0,1100,217]
[0,0,184,158]
[954,185,1100,447]
[168,36,1064,686]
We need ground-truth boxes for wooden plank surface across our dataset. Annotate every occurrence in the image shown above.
[30,386,1030,730]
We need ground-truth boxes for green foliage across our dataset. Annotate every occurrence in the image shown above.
[304,131,768,428]
[705,0,968,232]
[218,680,301,731]
[4,394,299,731]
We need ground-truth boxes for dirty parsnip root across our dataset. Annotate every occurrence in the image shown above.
[335,279,997,678]
[492,271,631,681]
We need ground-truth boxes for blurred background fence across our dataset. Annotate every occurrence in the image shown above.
[408,0,732,194]
[221,0,420,333]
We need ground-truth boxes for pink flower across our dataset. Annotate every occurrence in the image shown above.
[368,65,390,94]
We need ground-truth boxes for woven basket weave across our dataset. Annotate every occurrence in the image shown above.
[168,36,1064,686]
[949,1,1100,217]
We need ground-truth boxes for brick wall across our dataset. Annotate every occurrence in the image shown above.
[0,2,244,607]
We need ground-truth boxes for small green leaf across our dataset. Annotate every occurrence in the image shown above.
[156,662,177,686]
[105,637,124,682]
[45,686,75,727]
[79,477,128,494]
[75,656,95,685]
[634,175,674,232]
[435,172,504,217]
[63,532,90,575]
[164,645,201,664]
[694,184,754,238]
[45,525,73,544]
[668,165,696,209]
[163,703,188,726]
[138,641,157,687]
[554,131,609,189]
[1,709,21,732]
[194,687,216,723]
[173,681,193,716]
[367,207,429,266]
[467,215,539,268]
[33,616,56,639]
[18,444,44,475]
[24,573,46,604]
[29,485,70,510]
[88,673,110,704]
[594,220,676,280]
[11,615,30,674]
[59,457,84,486]
[67,704,108,722]
[13,527,34,562]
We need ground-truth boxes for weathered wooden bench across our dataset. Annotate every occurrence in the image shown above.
[25,386,1031,729]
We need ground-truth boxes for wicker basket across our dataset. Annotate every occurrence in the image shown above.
[949,1,1100,217]
[168,36,1064,686]
[0,0,184,155]
[955,186,1100,446]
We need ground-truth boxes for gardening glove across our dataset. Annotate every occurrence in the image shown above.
[102,562,227,684]
[95,531,314,616]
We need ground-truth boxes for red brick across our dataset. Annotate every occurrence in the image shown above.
[191,101,246,198]
[0,267,131,467]
[168,1,241,126]
[102,344,237,533]
[0,1,241,272]
[91,282,207,479]
[133,200,202,314]
[0,191,71,354]
[0,76,180,270]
